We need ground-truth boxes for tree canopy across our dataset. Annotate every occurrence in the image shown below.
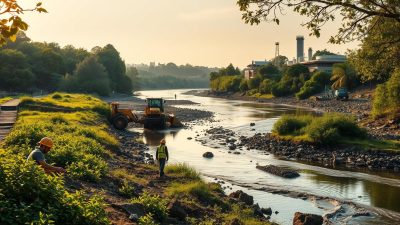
[0,1,46,45]
[312,49,336,59]
[237,0,400,44]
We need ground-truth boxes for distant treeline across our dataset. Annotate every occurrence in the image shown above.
[129,63,218,90]
[0,32,133,96]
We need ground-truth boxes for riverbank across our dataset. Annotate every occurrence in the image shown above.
[185,88,400,141]
[0,93,278,225]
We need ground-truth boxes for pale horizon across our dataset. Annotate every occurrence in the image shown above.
[22,0,359,69]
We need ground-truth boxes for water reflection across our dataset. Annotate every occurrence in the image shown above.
[143,129,181,146]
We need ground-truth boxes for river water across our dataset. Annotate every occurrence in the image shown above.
[130,89,400,225]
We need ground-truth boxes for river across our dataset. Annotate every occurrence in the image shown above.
[130,89,400,225]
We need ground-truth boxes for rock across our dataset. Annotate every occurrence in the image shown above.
[187,137,193,140]
[256,165,300,178]
[128,214,139,222]
[253,204,264,217]
[233,151,241,155]
[293,212,323,225]
[115,203,145,220]
[229,190,254,206]
[203,152,214,158]
[250,123,255,126]
[261,207,272,215]
[229,144,237,150]
[167,199,187,220]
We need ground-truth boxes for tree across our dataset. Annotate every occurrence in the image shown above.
[312,49,336,60]
[0,49,35,91]
[372,69,400,118]
[0,1,46,45]
[237,0,400,44]
[60,45,90,74]
[62,56,111,96]
[126,66,140,91]
[258,63,280,80]
[226,63,239,76]
[331,63,357,90]
[271,55,288,68]
[348,17,400,83]
[95,44,132,94]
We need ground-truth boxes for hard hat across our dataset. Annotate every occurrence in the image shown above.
[160,139,166,144]
[39,137,53,148]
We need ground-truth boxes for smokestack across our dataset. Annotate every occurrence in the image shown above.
[308,47,313,61]
[296,35,304,62]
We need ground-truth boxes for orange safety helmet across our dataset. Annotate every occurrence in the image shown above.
[39,137,54,148]
[160,139,166,144]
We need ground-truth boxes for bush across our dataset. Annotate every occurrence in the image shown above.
[131,192,168,222]
[272,115,312,135]
[138,213,159,225]
[210,75,242,92]
[273,113,367,144]
[372,69,400,118]
[258,79,275,94]
[296,71,331,99]
[0,151,109,225]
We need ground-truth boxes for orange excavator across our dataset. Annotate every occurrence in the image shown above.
[110,98,182,130]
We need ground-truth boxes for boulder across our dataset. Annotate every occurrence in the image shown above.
[293,212,323,225]
[261,207,272,215]
[114,203,145,220]
[229,190,254,206]
[256,165,300,178]
[250,123,255,126]
[203,152,214,158]
[167,199,187,220]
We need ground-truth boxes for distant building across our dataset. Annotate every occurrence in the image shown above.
[296,36,304,62]
[244,60,269,79]
[300,55,346,73]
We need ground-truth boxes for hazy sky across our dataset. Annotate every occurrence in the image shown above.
[22,0,359,68]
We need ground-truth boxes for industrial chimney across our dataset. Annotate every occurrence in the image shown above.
[308,47,313,61]
[296,35,304,62]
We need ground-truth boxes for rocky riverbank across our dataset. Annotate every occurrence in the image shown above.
[184,88,400,141]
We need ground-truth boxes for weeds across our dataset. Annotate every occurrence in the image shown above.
[165,163,201,180]
[131,191,168,222]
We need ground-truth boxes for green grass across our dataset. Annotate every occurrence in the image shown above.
[20,92,110,117]
[0,97,12,104]
[341,138,400,151]
[165,163,201,180]
[273,113,399,151]
[250,93,274,99]
[110,168,148,185]
[4,93,118,182]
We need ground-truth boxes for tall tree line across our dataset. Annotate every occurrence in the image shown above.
[0,32,133,96]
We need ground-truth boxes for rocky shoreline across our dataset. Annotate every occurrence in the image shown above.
[184,89,400,141]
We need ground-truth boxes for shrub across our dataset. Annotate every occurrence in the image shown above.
[0,151,109,225]
[210,75,242,92]
[272,115,312,135]
[259,79,275,94]
[273,113,367,144]
[372,69,400,118]
[131,192,168,222]
[138,213,159,225]
[296,71,331,100]
[119,180,137,198]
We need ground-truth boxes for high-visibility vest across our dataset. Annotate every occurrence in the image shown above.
[157,145,167,159]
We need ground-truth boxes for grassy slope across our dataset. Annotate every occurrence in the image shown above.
[1,92,272,225]
[0,97,12,104]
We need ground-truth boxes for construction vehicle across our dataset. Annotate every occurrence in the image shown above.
[110,98,181,130]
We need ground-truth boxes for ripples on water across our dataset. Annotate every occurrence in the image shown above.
[133,89,400,225]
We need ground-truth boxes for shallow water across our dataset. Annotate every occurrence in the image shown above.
[131,89,400,225]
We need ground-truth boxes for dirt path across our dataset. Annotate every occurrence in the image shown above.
[0,99,20,141]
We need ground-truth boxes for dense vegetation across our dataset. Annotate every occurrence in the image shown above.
[372,69,400,119]
[0,32,133,96]
[272,113,367,144]
[0,93,115,224]
[130,63,217,90]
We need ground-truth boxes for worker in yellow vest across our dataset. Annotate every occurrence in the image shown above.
[156,139,169,177]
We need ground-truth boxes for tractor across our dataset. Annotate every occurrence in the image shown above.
[110,98,181,130]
